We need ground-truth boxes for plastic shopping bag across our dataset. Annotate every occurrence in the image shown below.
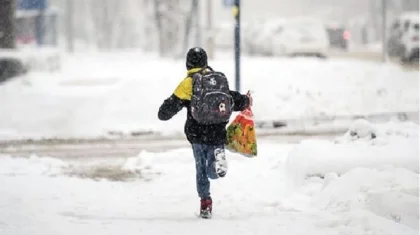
[226,97,257,157]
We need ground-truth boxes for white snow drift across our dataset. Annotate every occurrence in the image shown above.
[282,120,419,234]
[286,120,419,185]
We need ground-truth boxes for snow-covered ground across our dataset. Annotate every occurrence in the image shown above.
[0,51,418,139]
[0,120,418,235]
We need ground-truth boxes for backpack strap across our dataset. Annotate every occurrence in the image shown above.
[188,66,214,77]
[205,66,214,72]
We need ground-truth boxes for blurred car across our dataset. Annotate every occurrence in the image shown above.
[388,11,419,62]
[214,21,253,53]
[325,25,350,50]
[256,19,286,56]
[248,19,286,56]
[270,18,329,58]
[388,17,404,57]
[243,19,265,55]
[397,12,418,62]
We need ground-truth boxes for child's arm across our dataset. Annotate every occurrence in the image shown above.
[158,94,187,121]
[229,90,251,112]
[158,78,192,121]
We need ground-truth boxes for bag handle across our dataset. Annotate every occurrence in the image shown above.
[241,90,253,117]
[246,90,253,110]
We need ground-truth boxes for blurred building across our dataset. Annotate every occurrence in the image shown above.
[15,0,59,47]
[401,0,419,11]
[211,0,372,24]
[44,0,418,52]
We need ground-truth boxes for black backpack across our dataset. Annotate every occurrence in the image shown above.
[190,67,233,124]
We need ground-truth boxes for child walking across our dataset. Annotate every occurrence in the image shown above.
[158,47,251,218]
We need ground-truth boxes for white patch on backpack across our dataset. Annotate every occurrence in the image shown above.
[209,77,217,86]
[219,102,226,114]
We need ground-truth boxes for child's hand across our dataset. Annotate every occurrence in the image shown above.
[246,90,253,107]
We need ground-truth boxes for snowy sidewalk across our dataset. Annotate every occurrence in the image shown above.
[0,120,418,235]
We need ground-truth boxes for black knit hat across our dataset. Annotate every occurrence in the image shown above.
[186,47,208,70]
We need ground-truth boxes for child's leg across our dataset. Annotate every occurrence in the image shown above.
[192,144,211,199]
[207,145,227,178]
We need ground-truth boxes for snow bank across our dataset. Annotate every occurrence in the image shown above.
[282,121,419,234]
[285,120,419,186]
[284,166,419,234]
[316,167,419,230]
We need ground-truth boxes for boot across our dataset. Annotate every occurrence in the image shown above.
[200,197,212,219]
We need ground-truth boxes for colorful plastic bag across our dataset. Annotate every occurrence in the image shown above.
[226,97,257,157]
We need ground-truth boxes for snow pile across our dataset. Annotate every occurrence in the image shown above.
[0,52,418,139]
[285,120,419,186]
[281,120,419,234]
[342,118,378,140]
[317,167,418,230]
[285,167,419,234]
[336,119,419,143]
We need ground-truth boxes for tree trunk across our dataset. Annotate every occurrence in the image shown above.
[153,0,184,57]
[0,0,16,49]
[153,0,164,56]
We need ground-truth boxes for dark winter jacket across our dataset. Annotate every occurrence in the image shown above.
[158,67,250,145]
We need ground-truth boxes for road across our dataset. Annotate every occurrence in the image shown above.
[0,134,337,159]
[1,110,417,159]
[0,134,341,181]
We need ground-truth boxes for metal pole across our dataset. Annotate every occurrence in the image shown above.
[66,0,74,52]
[234,0,240,92]
[382,0,387,62]
[206,0,214,59]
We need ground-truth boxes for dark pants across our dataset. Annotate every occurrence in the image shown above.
[192,144,224,199]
